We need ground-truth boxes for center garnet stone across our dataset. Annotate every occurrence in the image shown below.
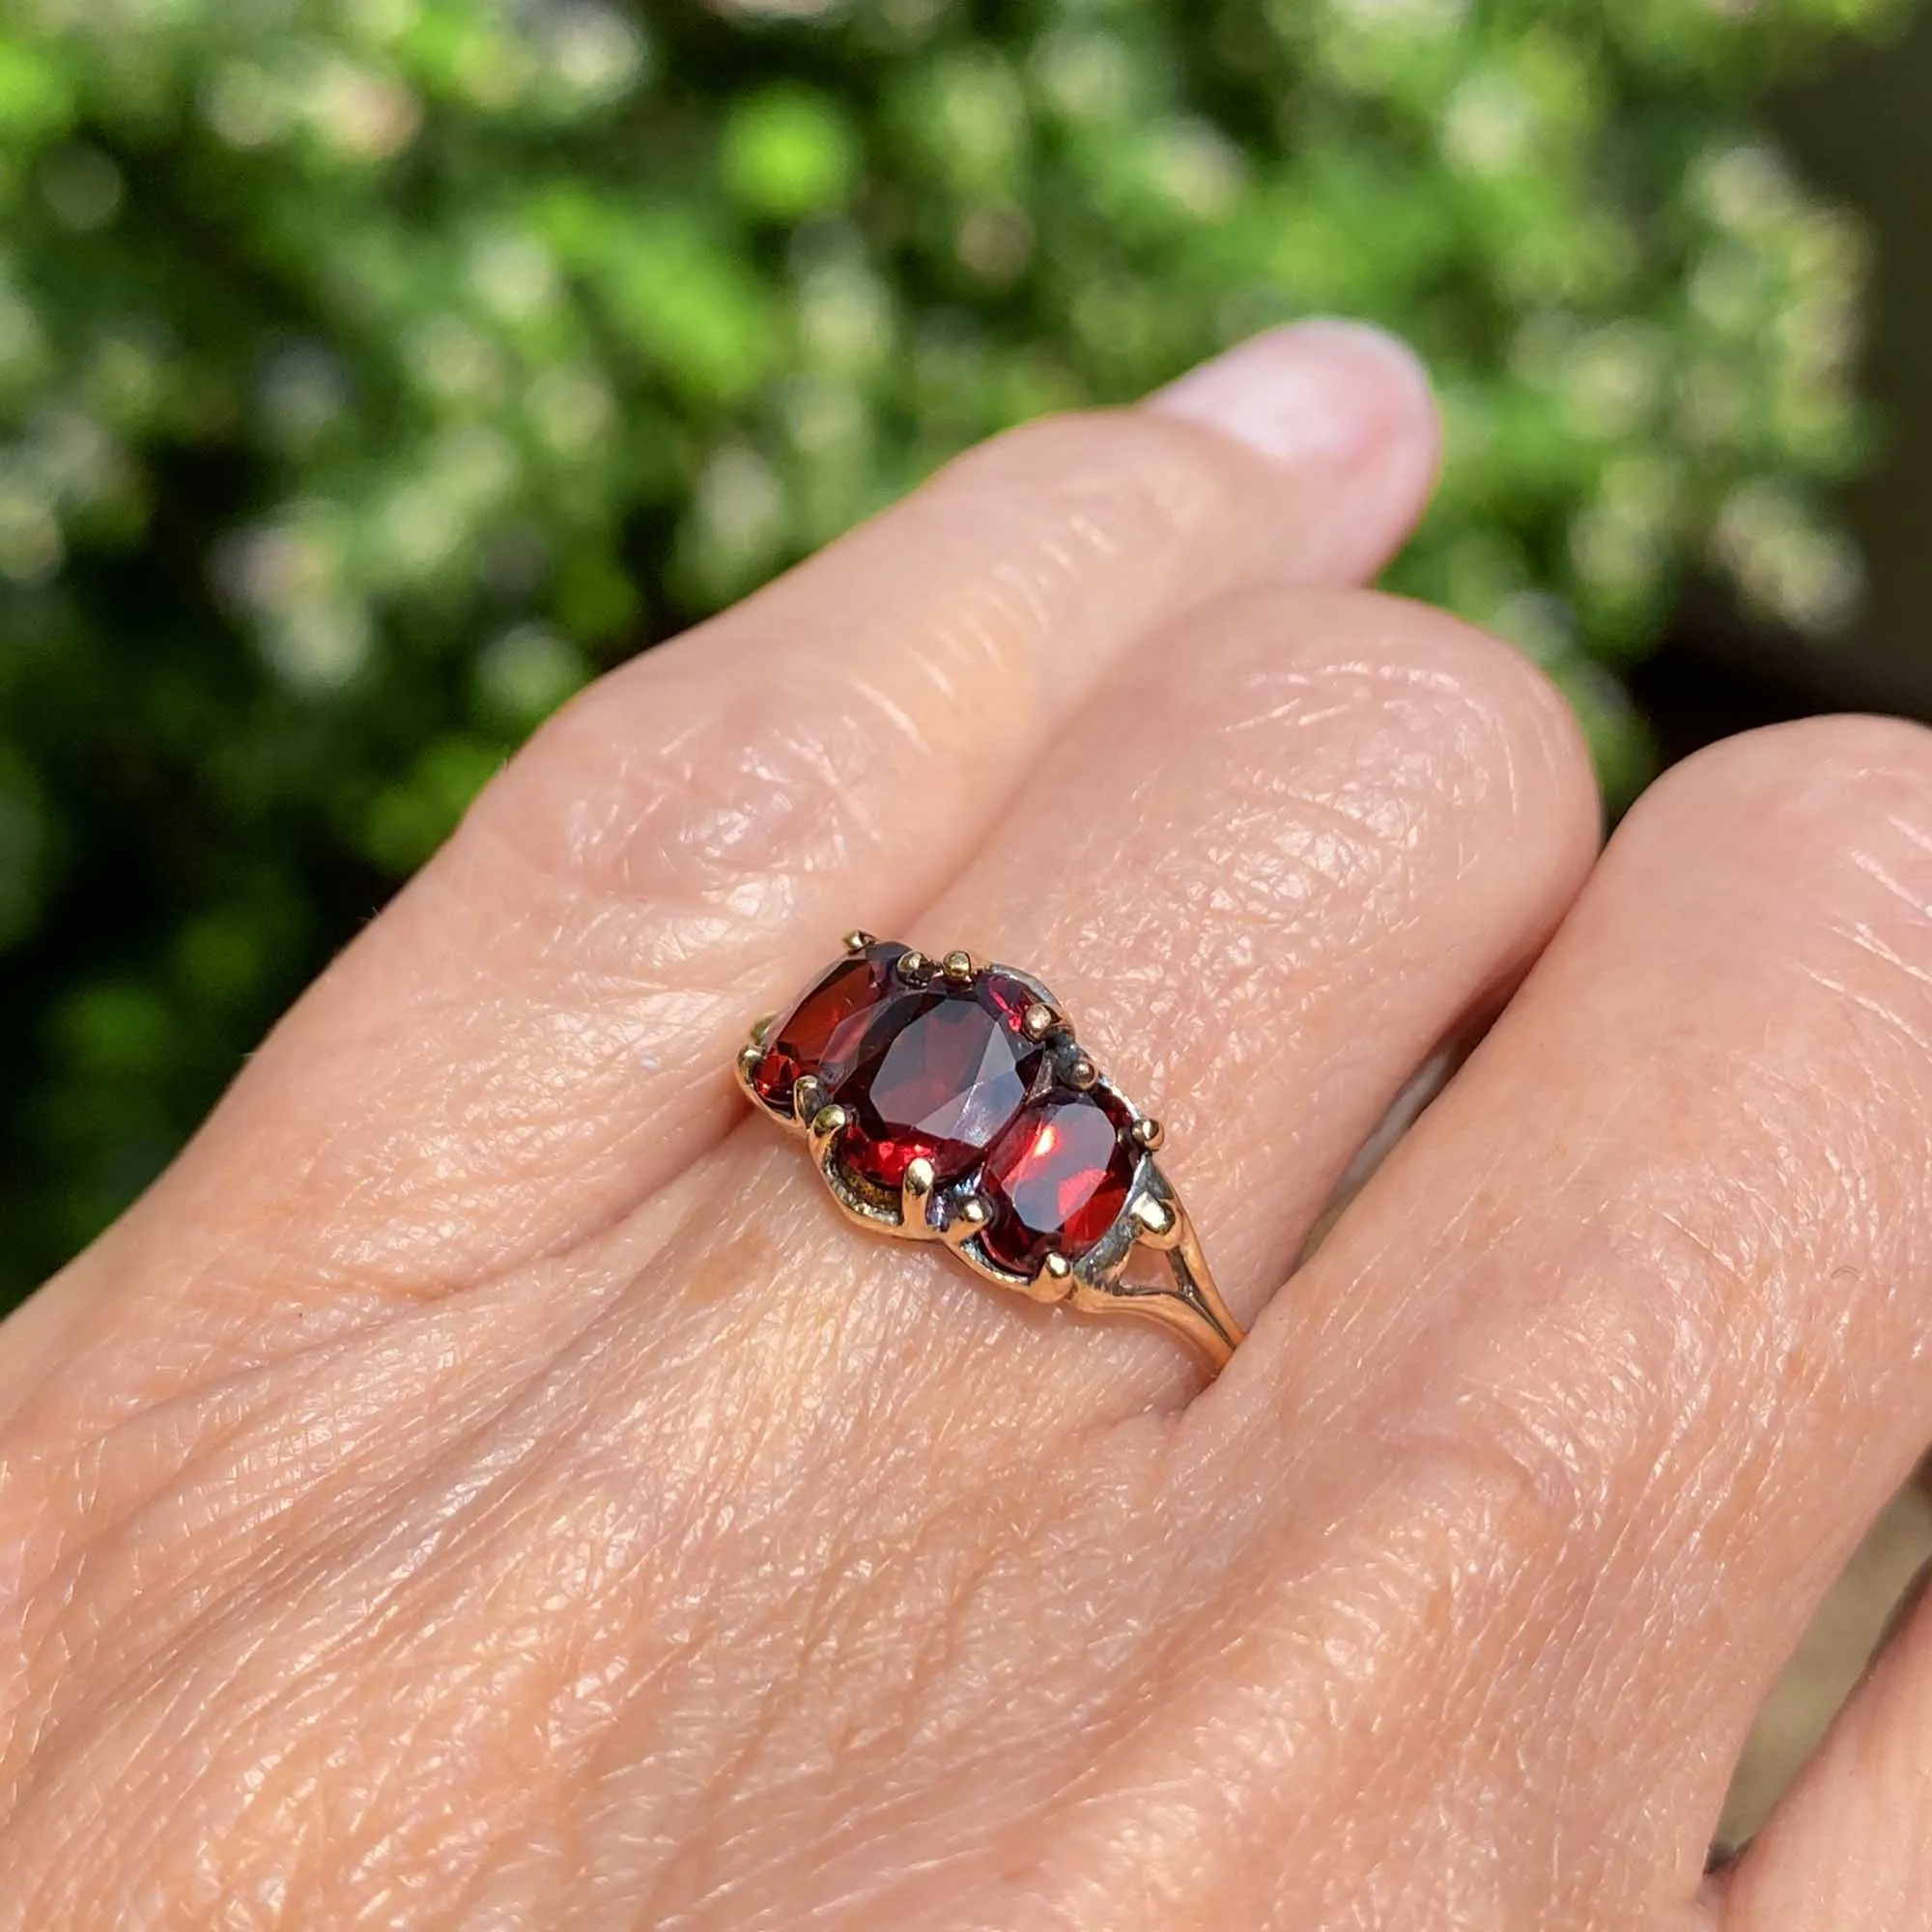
[829,973,1048,1195]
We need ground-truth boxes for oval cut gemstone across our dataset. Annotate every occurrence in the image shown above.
[980,1088,1138,1274]
[831,973,1048,1196]
[751,942,906,1115]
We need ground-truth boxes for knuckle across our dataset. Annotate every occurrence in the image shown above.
[1396,1385,1633,1597]
[473,651,901,920]
[1340,1313,1692,1664]
[1630,714,1932,990]
[1303,589,1591,800]
[1599,716,1932,1377]
[1164,584,1597,880]
[892,410,1250,660]
[1635,713,1932,878]
[448,409,1260,911]
[1285,1410,1616,1730]
[939,406,1245,555]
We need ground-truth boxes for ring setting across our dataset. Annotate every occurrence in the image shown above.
[734,933,1244,1372]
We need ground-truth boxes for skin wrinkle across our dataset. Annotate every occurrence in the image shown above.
[628,706,887,904]
[1053,1461,1511,1925]
[154,1437,614,1917]
[7,1283,603,1824]
[1294,1138,1529,1417]
[587,1414,1190,1924]
[161,956,702,1334]
[48,1617,307,1912]
[10,1301,496,1619]
[1844,843,1932,938]
[1275,1298,1638,1886]
[529,452,1144,904]
[625,1571,1064,1918]
[637,1592,915,1922]
[1796,952,1932,1059]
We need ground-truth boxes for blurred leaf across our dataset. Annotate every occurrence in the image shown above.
[722,86,864,219]
[0,38,74,146]
[0,0,1915,1300]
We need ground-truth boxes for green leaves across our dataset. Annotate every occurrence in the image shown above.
[0,0,1913,1297]
[573,208,782,406]
[0,37,73,148]
[722,86,864,218]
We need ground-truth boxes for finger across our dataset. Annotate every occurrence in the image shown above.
[1207,718,1932,1922]
[609,583,1597,1427]
[15,324,1440,1385]
[1714,1554,1932,1928]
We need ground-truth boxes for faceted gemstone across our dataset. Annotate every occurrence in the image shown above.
[980,1087,1138,1274]
[977,968,1038,1037]
[830,974,1049,1196]
[751,942,906,1115]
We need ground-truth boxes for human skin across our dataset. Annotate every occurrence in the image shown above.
[3,320,1931,1930]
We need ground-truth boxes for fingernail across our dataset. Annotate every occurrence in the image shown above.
[1146,320,1438,474]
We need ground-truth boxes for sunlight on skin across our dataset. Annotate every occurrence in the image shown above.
[2,326,1929,1929]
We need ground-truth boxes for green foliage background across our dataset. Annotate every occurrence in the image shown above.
[0,0,1907,1300]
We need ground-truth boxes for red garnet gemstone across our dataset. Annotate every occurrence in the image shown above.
[830,972,1049,1196]
[980,1088,1138,1274]
[751,942,907,1115]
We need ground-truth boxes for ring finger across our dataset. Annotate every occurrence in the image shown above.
[618,579,1600,1427]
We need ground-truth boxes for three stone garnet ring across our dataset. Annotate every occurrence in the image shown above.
[733,933,1244,1372]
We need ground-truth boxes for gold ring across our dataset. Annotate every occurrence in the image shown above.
[733,933,1243,1373]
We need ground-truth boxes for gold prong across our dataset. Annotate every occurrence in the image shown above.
[1132,1116,1165,1151]
[942,949,975,983]
[793,1073,826,1122]
[734,1041,769,1110]
[1028,1250,1075,1304]
[842,929,877,953]
[900,1157,936,1231]
[939,1190,986,1253]
[1023,1001,1058,1040]
[1132,1195,1178,1242]
[751,1010,779,1047]
[897,950,930,984]
[1066,1053,1097,1091]
[810,1101,850,1144]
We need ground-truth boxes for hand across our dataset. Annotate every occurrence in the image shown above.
[4,322,1929,1930]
